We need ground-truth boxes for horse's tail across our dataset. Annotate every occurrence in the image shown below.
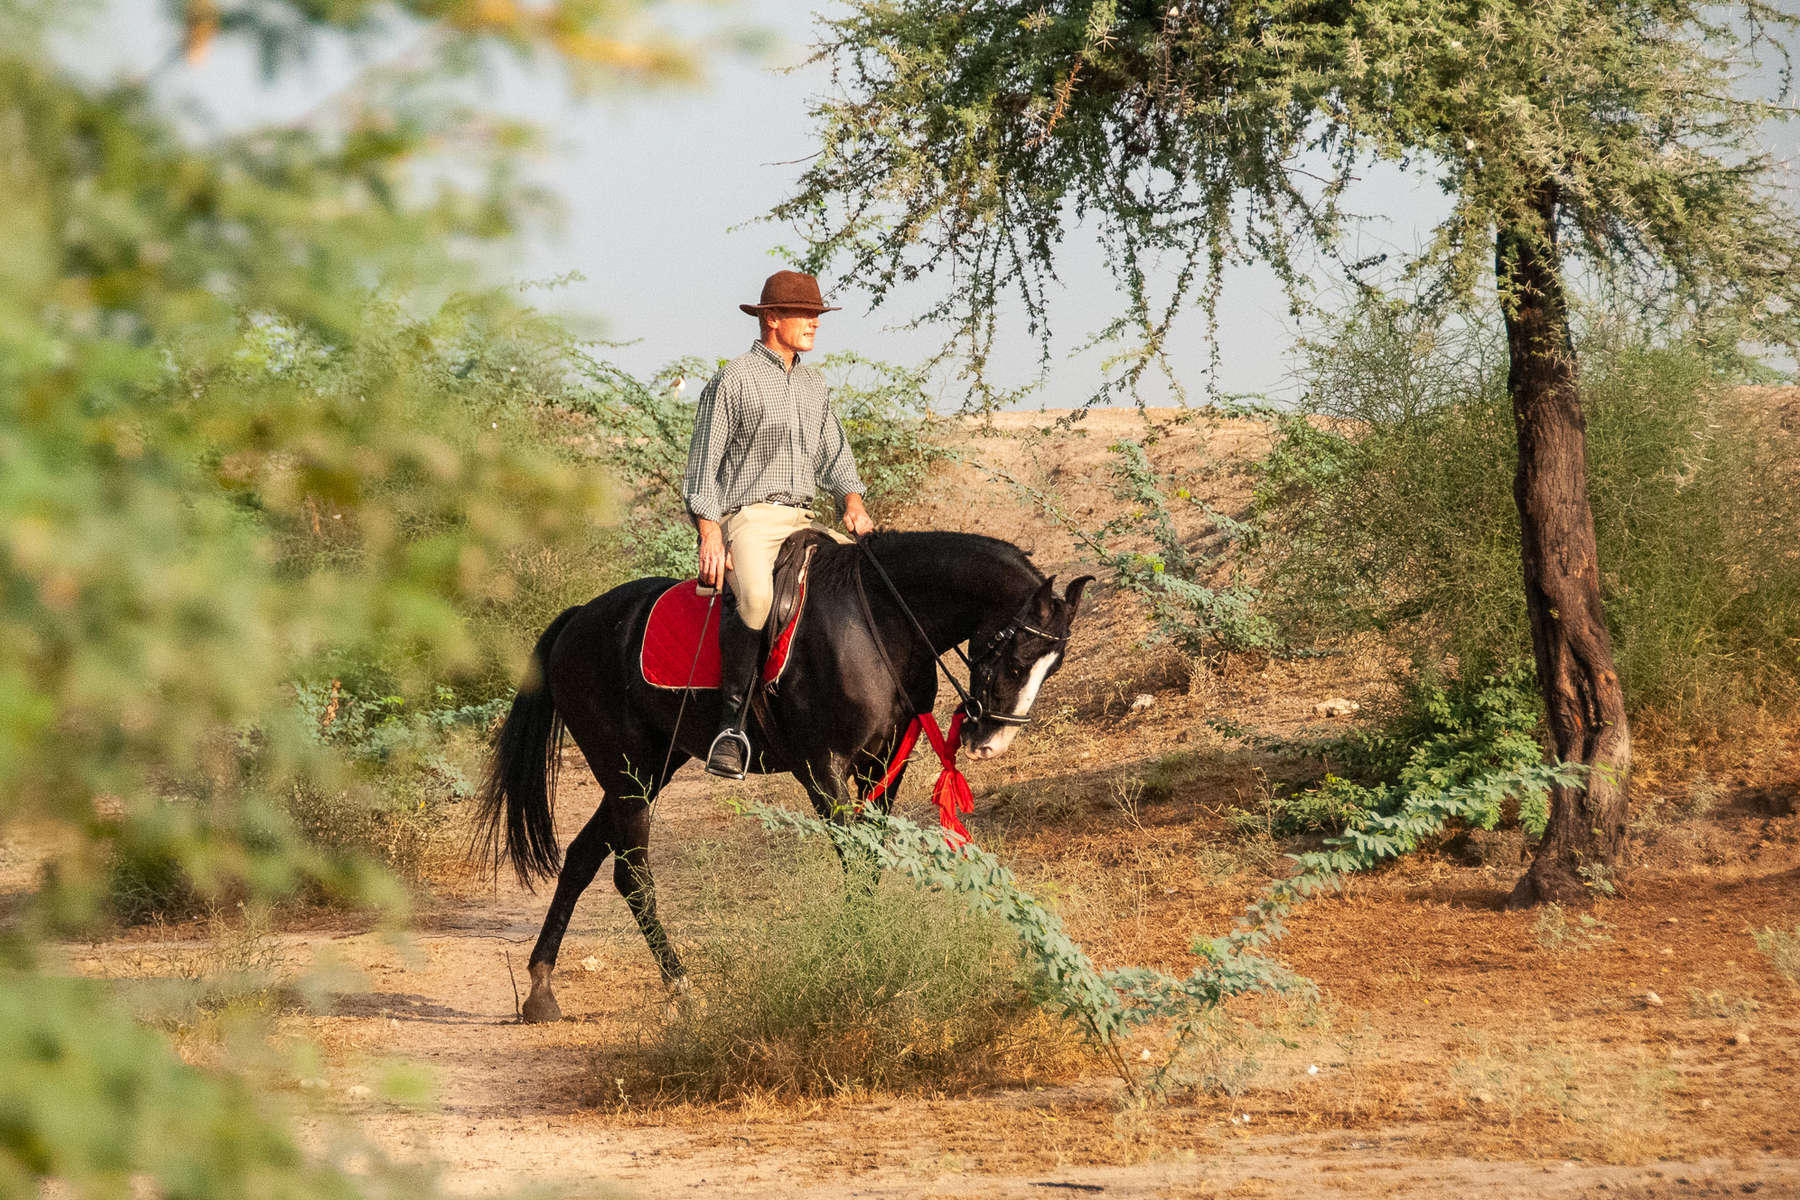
[473,606,580,888]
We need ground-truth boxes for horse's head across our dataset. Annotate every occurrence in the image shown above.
[961,574,1094,760]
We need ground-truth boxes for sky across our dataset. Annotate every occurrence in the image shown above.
[84,1,1800,409]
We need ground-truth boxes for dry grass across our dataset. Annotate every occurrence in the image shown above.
[597,831,1093,1104]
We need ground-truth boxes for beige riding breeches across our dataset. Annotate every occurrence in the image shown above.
[721,503,849,630]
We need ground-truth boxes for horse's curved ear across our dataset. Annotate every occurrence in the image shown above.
[1032,575,1057,620]
[1064,575,1094,615]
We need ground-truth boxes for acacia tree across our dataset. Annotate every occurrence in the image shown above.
[776,0,1800,904]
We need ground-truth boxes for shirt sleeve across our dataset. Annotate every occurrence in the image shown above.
[683,371,733,523]
[815,396,867,513]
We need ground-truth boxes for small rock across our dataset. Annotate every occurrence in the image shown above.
[1313,698,1360,718]
[1138,1048,1153,1062]
[1472,1090,1495,1105]
[579,955,601,973]
[298,1077,328,1091]
[1731,1029,1751,1047]
[1307,1064,1320,1076]
[1646,991,1663,1007]
[1130,693,1155,712]
[1662,917,1679,925]
[346,1084,373,1101]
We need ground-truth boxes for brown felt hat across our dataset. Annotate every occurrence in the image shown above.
[739,270,841,316]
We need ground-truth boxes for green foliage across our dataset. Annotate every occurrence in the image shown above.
[1256,305,1800,721]
[778,0,1800,402]
[1232,667,1552,838]
[0,972,422,1200]
[1754,924,1800,990]
[1225,756,1586,952]
[739,800,1303,1096]
[745,730,1573,1096]
[822,353,953,505]
[1013,437,1277,657]
[0,0,700,1194]
[632,846,1066,1098]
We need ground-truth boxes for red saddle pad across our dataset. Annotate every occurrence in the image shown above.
[639,580,806,690]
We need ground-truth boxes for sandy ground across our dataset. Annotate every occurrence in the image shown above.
[35,405,1800,1198]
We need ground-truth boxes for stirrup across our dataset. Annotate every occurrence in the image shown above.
[704,727,751,780]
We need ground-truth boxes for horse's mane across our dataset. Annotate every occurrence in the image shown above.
[808,529,1043,595]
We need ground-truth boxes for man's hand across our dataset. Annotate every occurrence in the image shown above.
[696,518,730,588]
[842,494,875,538]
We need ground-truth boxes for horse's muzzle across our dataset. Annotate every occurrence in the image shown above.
[963,721,1021,759]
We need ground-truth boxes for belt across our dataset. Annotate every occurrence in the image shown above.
[724,497,813,518]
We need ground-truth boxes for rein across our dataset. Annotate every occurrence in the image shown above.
[847,540,973,844]
[851,534,979,720]
[850,534,1070,726]
[847,535,1065,845]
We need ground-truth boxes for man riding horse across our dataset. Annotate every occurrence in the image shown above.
[475,271,1094,1021]
[684,270,875,780]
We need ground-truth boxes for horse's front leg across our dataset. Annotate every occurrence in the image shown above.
[795,751,888,892]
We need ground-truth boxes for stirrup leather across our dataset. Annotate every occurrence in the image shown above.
[704,727,751,780]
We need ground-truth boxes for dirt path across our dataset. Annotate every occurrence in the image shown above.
[272,753,1800,1198]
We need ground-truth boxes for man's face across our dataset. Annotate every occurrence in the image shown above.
[765,309,821,355]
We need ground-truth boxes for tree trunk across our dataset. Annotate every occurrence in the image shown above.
[1496,180,1633,908]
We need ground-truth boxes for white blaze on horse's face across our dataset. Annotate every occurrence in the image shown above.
[966,651,1062,760]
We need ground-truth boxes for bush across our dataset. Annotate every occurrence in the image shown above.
[1255,305,1800,724]
[1237,666,1553,839]
[623,844,1077,1099]
[821,352,952,505]
[1034,438,1276,658]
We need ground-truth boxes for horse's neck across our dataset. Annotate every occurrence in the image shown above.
[874,536,1036,651]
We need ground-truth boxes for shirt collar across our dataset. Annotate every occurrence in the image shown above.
[751,341,800,372]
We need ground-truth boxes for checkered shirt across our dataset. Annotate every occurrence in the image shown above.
[682,342,867,524]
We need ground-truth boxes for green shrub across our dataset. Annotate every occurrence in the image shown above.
[1255,305,1800,723]
[738,802,1305,1099]
[822,352,952,505]
[626,845,1075,1098]
[1032,438,1277,658]
[1230,666,1551,839]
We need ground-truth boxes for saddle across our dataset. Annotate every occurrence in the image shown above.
[639,529,835,690]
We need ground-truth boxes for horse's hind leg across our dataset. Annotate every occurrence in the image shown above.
[521,808,613,1023]
[520,779,685,1022]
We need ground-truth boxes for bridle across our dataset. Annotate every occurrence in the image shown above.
[964,595,1070,727]
[852,535,1065,729]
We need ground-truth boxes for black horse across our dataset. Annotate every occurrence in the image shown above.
[476,530,1092,1022]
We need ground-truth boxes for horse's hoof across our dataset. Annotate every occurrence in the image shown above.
[521,989,563,1023]
[659,974,693,1021]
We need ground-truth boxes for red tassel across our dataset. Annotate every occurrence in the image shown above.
[863,710,976,847]
[931,765,974,847]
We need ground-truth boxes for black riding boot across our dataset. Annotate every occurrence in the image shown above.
[705,609,761,780]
